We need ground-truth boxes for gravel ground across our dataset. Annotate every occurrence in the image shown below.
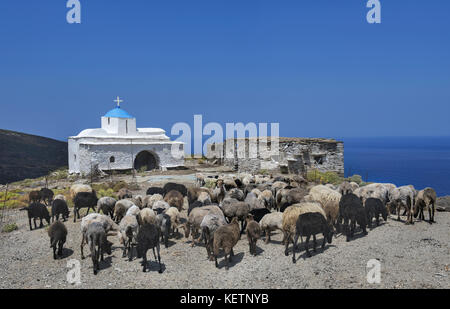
[0,204,449,289]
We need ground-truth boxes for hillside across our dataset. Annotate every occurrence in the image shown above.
[0,129,67,184]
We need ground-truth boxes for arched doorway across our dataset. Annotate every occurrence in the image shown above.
[134,151,159,171]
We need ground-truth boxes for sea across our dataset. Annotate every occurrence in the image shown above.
[341,136,450,197]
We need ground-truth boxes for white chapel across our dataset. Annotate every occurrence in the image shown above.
[68,97,184,174]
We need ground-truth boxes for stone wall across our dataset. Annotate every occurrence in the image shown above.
[206,137,344,176]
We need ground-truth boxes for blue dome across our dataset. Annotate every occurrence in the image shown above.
[104,107,134,119]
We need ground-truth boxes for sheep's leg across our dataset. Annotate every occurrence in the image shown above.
[215,255,219,268]
[156,244,162,273]
[34,218,38,229]
[92,245,99,275]
[128,238,133,261]
[81,236,86,259]
[281,231,287,245]
[142,251,147,272]
[284,233,291,256]
[321,233,326,249]
[122,240,128,258]
[292,233,299,264]
[73,208,77,223]
[305,235,312,257]
[344,218,350,242]
[224,248,232,270]
[428,207,433,224]
[431,203,435,223]
[29,218,32,231]
[312,235,317,252]
[362,222,368,235]
[58,240,63,258]
[52,244,57,260]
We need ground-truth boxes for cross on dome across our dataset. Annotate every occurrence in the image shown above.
[114,96,123,107]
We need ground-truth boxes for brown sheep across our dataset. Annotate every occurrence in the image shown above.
[164,190,184,211]
[213,217,241,270]
[245,215,261,256]
[187,186,212,205]
[29,191,41,203]
[414,187,437,224]
[118,188,132,200]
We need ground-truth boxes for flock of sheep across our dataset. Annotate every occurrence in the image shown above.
[20,173,438,274]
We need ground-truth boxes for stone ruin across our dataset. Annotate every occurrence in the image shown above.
[206,137,344,176]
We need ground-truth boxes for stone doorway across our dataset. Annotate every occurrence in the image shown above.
[134,151,159,171]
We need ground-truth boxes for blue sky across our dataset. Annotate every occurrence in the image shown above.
[0,0,449,141]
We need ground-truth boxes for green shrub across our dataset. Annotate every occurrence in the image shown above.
[2,223,18,233]
[346,174,363,185]
[204,178,217,189]
[97,188,117,199]
[306,169,343,185]
[112,181,128,192]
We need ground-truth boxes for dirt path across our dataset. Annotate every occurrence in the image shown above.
[0,206,449,289]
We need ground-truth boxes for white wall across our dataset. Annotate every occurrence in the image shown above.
[75,142,184,174]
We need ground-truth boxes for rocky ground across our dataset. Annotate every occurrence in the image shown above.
[0,177,449,289]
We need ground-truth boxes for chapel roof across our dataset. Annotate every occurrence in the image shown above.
[104,106,134,119]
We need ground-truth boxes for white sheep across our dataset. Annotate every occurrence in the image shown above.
[143,194,163,208]
[200,213,227,260]
[80,213,118,259]
[118,214,139,260]
[114,199,134,222]
[152,200,170,214]
[281,202,326,255]
[260,212,283,244]
[138,208,157,225]
[164,206,181,235]
[307,185,342,228]
[126,205,141,217]
[70,184,92,198]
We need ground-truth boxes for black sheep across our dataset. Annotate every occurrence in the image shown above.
[73,191,98,222]
[163,182,187,197]
[51,199,70,222]
[86,222,113,275]
[338,193,368,242]
[188,200,204,215]
[136,223,163,273]
[40,188,54,205]
[146,187,165,196]
[21,203,51,231]
[292,212,333,262]
[364,198,388,228]
[48,221,67,259]
[249,208,271,223]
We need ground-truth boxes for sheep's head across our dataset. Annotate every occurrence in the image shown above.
[245,214,254,223]
[179,223,190,238]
